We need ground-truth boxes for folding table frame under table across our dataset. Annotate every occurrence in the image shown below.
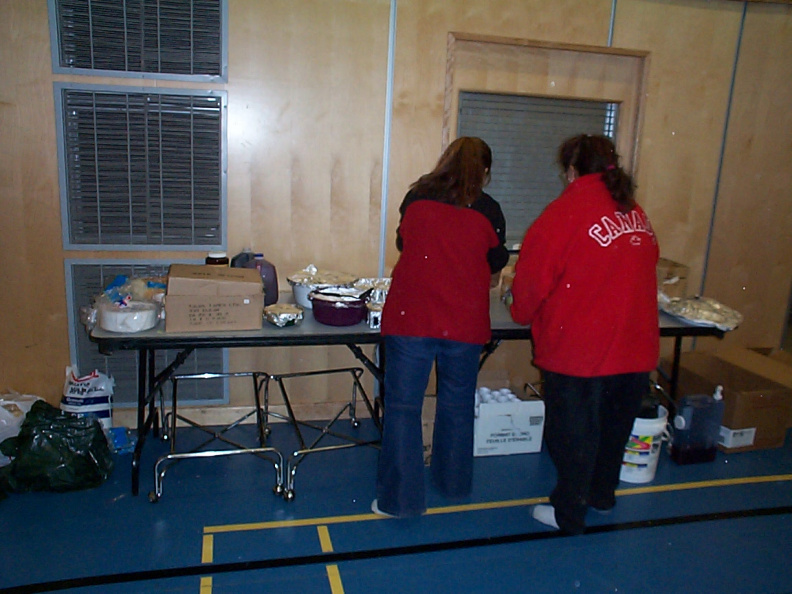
[149,366,378,502]
[90,293,725,500]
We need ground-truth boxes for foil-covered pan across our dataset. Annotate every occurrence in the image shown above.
[264,303,305,327]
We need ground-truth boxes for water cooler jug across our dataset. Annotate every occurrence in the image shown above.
[671,385,724,465]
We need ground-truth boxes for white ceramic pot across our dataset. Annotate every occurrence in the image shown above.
[290,281,316,309]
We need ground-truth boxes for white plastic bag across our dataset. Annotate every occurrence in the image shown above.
[0,392,42,467]
[61,366,115,430]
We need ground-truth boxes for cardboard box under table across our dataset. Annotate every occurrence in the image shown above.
[666,352,792,452]
[719,346,792,429]
[165,264,264,332]
[474,396,545,457]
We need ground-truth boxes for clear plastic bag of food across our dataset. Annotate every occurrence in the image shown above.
[0,392,42,467]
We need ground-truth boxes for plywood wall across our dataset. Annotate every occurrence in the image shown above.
[704,3,792,347]
[614,0,743,276]
[224,0,391,403]
[226,0,390,275]
[0,1,66,402]
[1,0,791,406]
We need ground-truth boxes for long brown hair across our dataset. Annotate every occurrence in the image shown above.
[558,134,636,212]
[410,137,492,207]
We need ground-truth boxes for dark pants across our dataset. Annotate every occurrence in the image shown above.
[376,336,482,517]
[542,370,648,534]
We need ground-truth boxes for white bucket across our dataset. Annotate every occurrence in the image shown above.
[619,405,668,484]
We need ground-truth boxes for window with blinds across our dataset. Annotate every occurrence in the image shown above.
[67,260,227,407]
[49,0,226,81]
[458,92,617,247]
[56,84,226,250]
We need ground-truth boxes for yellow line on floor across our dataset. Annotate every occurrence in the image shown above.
[201,534,214,563]
[318,526,346,593]
[199,576,212,593]
[423,496,547,515]
[203,473,792,535]
[615,473,792,496]
[205,512,381,533]
[326,564,345,594]
[202,498,547,534]
[317,525,334,553]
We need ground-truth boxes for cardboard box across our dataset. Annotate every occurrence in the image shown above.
[768,349,792,367]
[165,264,264,332]
[748,347,792,368]
[657,257,689,299]
[716,346,792,429]
[666,352,791,452]
[474,396,545,457]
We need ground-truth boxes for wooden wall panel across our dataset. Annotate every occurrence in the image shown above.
[227,0,390,280]
[0,1,66,402]
[612,0,745,356]
[0,0,391,409]
[1,0,791,405]
[704,4,792,348]
[613,0,744,280]
[225,0,390,407]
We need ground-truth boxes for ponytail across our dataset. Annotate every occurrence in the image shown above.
[601,163,636,213]
[558,135,636,212]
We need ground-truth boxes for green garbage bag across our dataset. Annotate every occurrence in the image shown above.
[0,400,114,495]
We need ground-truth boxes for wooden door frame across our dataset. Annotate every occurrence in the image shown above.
[443,32,650,176]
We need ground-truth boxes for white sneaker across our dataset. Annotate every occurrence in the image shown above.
[371,499,396,518]
[532,504,560,529]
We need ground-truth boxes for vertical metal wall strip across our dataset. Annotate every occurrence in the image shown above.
[699,3,747,295]
[608,0,617,47]
[378,0,398,277]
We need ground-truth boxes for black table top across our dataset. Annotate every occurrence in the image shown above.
[90,291,724,354]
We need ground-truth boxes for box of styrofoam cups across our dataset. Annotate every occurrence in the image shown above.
[474,385,545,457]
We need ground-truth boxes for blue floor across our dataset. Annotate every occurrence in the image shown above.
[2,418,792,594]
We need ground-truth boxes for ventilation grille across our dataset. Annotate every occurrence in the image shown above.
[53,0,223,78]
[58,86,225,249]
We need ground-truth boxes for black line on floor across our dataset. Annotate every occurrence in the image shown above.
[6,505,792,593]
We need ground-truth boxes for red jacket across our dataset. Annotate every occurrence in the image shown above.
[510,174,660,377]
[382,199,500,345]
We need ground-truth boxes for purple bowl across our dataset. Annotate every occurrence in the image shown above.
[309,292,367,326]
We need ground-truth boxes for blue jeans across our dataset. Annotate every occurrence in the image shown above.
[376,335,482,517]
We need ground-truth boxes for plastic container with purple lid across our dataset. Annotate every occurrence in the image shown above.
[309,287,370,326]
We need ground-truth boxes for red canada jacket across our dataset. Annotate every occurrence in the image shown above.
[510,174,660,377]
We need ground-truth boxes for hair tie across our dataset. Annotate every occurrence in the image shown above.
[606,164,616,171]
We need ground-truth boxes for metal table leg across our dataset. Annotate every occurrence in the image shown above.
[265,367,381,501]
[148,371,284,503]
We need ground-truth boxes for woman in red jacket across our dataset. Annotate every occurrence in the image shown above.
[510,134,659,534]
[374,137,509,517]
